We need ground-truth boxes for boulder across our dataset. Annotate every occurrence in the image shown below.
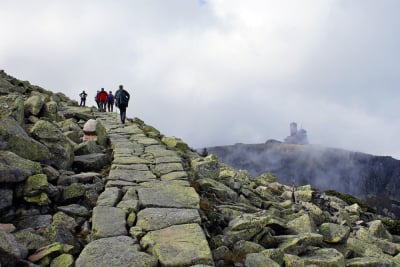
[50,254,74,267]
[0,230,26,266]
[345,257,397,267]
[161,136,190,152]
[301,248,345,266]
[245,253,280,267]
[42,101,58,121]
[15,214,53,230]
[191,154,220,180]
[29,120,74,169]
[45,212,78,248]
[82,119,108,147]
[74,140,102,155]
[61,106,94,122]
[27,242,73,264]
[0,151,41,183]
[368,220,393,241]
[0,116,51,163]
[196,178,238,202]
[319,222,350,243]
[72,153,110,172]
[278,233,324,255]
[15,229,51,252]
[287,214,317,234]
[0,188,13,210]
[24,94,44,116]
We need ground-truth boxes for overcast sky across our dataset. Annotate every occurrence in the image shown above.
[1,0,400,159]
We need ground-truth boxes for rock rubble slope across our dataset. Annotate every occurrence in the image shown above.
[1,70,400,266]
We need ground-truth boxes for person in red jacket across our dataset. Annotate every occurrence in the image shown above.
[97,88,108,112]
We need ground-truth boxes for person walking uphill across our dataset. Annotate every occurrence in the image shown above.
[115,85,130,124]
[107,91,114,112]
[97,88,108,112]
[79,90,87,106]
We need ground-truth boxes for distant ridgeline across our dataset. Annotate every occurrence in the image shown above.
[206,123,400,218]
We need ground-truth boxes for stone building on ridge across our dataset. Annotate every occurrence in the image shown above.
[284,122,309,145]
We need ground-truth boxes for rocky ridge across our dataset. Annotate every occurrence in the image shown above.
[0,70,400,266]
[205,141,400,218]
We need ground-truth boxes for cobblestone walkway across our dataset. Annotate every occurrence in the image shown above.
[76,113,213,267]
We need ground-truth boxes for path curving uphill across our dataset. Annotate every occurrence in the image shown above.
[76,112,214,267]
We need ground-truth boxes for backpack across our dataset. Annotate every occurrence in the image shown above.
[116,89,129,106]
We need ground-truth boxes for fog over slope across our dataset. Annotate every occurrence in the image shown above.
[206,140,400,205]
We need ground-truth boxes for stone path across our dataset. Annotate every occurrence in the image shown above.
[76,113,214,267]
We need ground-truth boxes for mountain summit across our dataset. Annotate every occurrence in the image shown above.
[2,70,400,266]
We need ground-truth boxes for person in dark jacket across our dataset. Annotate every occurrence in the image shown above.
[79,90,87,106]
[115,85,130,124]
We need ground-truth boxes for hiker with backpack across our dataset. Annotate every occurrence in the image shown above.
[107,91,114,112]
[79,90,87,106]
[115,85,130,124]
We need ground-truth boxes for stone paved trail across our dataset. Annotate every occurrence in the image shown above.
[76,113,214,267]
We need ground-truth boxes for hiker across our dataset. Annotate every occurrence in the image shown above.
[107,91,114,112]
[97,88,108,112]
[79,90,87,106]
[115,85,130,124]
[94,91,100,110]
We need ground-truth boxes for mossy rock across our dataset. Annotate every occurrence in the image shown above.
[143,125,160,138]
[255,173,278,185]
[161,136,190,152]
[24,174,49,196]
[24,193,50,206]
[50,254,74,267]
[319,223,350,244]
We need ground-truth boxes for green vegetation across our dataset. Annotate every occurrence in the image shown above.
[324,190,376,213]
[382,218,400,235]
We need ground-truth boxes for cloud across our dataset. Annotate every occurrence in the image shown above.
[1,1,399,159]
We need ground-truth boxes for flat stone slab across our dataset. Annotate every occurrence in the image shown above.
[146,149,179,158]
[161,171,188,181]
[92,206,127,240]
[138,183,199,209]
[137,208,201,231]
[105,180,138,188]
[132,136,159,146]
[76,236,157,267]
[141,223,213,266]
[96,187,121,207]
[111,163,149,171]
[153,162,184,176]
[113,155,150,165]
[108,169,156,183]
[155,156,182,164]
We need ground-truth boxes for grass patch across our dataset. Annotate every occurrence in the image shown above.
[324,189,376,213]
[382,218,400,235]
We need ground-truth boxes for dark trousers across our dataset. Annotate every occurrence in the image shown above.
[80,98,86,106]
[107,102,114,112]
[119,104,127,123]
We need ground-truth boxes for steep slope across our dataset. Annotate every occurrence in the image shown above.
[2,70,400,266]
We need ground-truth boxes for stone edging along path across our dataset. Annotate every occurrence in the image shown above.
[76,112,214,267]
